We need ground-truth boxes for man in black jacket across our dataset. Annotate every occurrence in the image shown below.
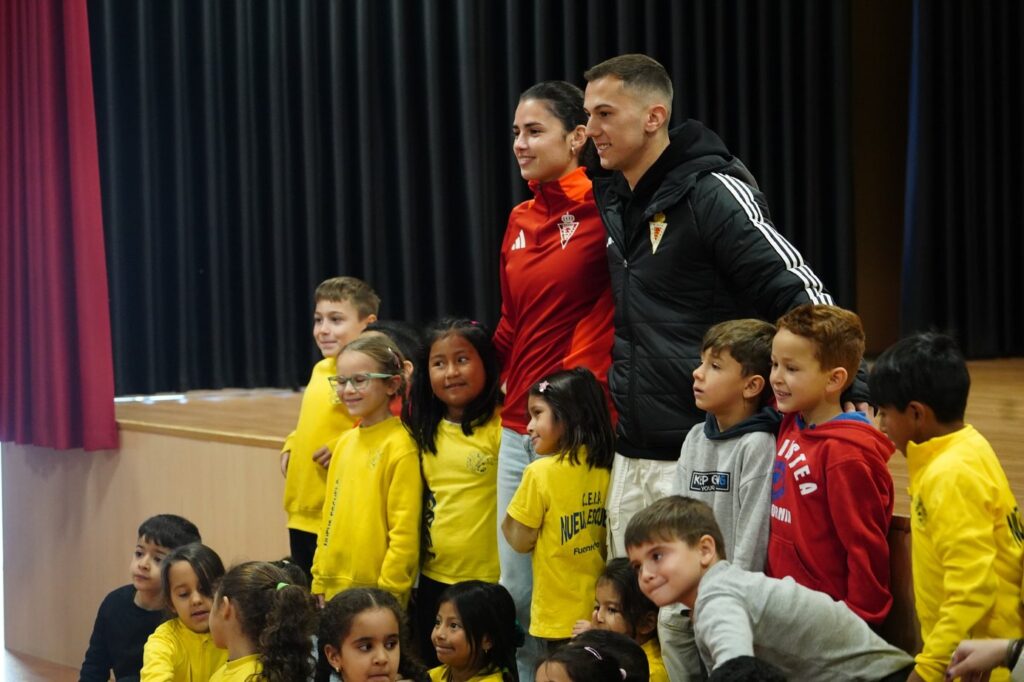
[583,54,867,680]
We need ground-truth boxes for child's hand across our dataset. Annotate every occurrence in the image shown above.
[947,639,1009,680]
[572,619,593,637]
[315,593,326,609]
[312,446,332,468]
[279,451,290,477]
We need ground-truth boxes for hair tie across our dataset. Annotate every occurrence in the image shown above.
[276,582,288,590]
[583,646,602,660]
[619,668,627,680]
[538,380,550,393]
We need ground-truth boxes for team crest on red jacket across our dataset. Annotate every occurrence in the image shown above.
[558,213,579,249]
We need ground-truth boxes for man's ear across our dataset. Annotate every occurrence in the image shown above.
[644,103,670,133]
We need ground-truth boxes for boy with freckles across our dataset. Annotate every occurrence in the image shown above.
[765,303,895,627]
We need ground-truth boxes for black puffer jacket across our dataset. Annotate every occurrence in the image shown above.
[594,121,863,460]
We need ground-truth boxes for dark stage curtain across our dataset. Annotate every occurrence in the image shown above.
[0,0,117,450]
[903,0,1024,356]
[88,0,854,394]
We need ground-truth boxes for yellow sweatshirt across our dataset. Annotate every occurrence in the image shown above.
[428,666,503,681]
[209,654,261,682]
[140,618,227,682]
[908,425,1024,682]
[642,638,669,682]
[311,416,422,605]
[282,357,356,533]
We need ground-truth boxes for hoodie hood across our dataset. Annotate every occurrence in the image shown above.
[785,412,896,464]
[704,406,782,441]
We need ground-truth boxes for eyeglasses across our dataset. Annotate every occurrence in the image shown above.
[328,373,395,393]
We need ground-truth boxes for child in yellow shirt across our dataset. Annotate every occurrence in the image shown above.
[502,367,614,647]
[281,276,379,580]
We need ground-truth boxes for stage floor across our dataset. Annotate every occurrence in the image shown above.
[115,359,1024,517]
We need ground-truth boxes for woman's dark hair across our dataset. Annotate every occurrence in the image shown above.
[436,581,520,682]
[519,80,602,177]
[528,367,614,469]
[160,543,225,615]
[596,558,658,640]
[403,318,501,454]
[215,561,317,682]
[315,588,428,682]
[538,644,624,682]
[568,630,647,682]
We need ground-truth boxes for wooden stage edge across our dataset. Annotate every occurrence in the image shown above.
[114,358,1024,519]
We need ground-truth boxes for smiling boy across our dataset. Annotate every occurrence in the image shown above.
[765,304,895,627]
[281,276,379,579]
[625,496,914,680]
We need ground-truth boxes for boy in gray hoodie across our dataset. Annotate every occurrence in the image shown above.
[660,319,780,679]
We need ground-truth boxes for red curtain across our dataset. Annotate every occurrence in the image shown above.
[0,0,117,450]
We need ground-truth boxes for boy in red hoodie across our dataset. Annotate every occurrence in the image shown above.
[765,304,895,626]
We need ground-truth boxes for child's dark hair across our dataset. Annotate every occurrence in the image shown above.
[436,581,520,682]
[528,367,614,469]
[365,320,425,368]
[404,318,501,454]
[702,319,776,405]
[706,656,788,681]
[160,543,225,615]
[315,588,428,682]
[538,644,625,682]
[215,561,317,682]
[138,514,201,549]
[568,630,648,682]
[519,80,601,176]
[269,557,308,589]
[624,496,726,561]
[868,332,970,423]
[596,558,658,641]
[315,276,380,318]
[340,334,408,399]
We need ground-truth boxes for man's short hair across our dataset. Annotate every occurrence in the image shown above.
[584,53,674,106]
[314,276,380,319]
[624,496,726,560]
[702,319,776,404]
[137,514,200,549]
[868,332,970,423]
[775,304,864,390]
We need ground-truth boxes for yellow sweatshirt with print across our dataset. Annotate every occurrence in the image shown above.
[311,416,422,605]
[908,424,1024,682]
[140,618,227,682]
[282,356,356,534]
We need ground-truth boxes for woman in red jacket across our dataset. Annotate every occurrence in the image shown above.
[493,80,614,679]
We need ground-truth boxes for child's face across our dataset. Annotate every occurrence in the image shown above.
[325,607,400,682]
[130,536,171,597]
[876,404,918,455]
[527,395,563,455]
[428,334,487,421]
[314,299,374,358]
[770,329,835,418]
[590,580,630,636]
[627,537,711,609]
[432,600,482,672]
[335,350,399,428]
[167,561,213,633]
[692,348,759,419]
[535,660,574,682]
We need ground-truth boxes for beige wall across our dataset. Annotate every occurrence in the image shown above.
[2,432,288,668]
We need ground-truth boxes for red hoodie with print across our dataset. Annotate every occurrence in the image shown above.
[765,412,896,625]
